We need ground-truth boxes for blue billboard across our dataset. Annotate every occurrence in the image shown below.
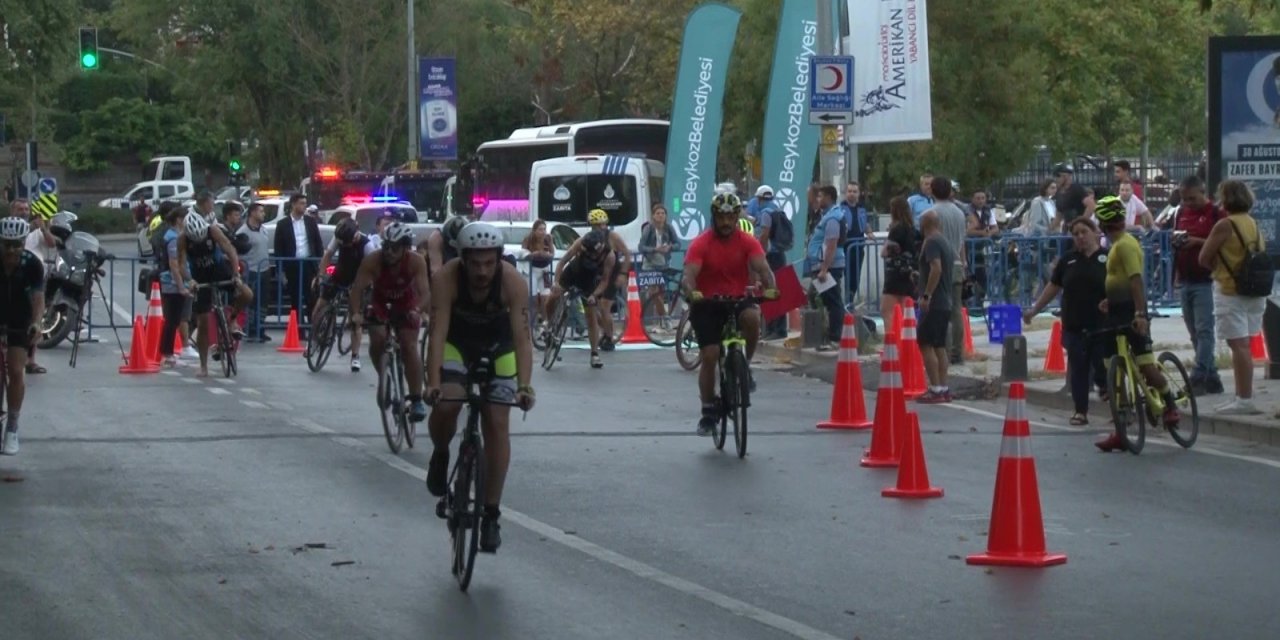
[419,57,458,161]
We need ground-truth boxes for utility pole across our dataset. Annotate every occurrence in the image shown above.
[816,0,839,188]
[406,0,418,170]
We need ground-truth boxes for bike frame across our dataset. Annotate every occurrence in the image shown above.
[1113,332,1166,415]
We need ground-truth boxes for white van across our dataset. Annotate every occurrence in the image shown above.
[528,155,664,252]
[99,155,196,209]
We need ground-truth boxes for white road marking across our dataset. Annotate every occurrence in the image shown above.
[100,293,134,325]
[283,416,843,640]
[207,387,231,395]
[161,370,180,377]
[241,400,269,410]
[241,388,262,396]
[213,378,235,385]
[941,402,1280,470]
[270,402,294,411]
[180,378,199,384]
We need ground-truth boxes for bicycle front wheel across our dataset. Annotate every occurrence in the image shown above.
[452,418,486,592]
[1107,355,1145,455]
[1158,352,1199,448]
[541,301,568,371]
[397,355,415,449]
[216,309,236,378]
[728,349,750,458]
[641,291,682,347]
[675,311,700,371]
[379,354,405,453]
[306,306,335,373]
[713,356,733,451]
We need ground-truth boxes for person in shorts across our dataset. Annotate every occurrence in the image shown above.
[915,210,957,404]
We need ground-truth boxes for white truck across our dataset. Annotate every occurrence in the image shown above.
[527,155,664,252]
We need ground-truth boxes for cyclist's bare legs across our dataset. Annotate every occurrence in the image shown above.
[195,313,211,376]
[585,299,602,352]
[597,298,615,340]
[739,307,761,360]
[428,383,464,447]
[5,344,28,426]
[698,343,721,405]
[480,404,512,505]
[1139,363,1168,392]
[349,318,363,356]
[398,326,423,396]
[233,282,252,314]
[368,325,388,373]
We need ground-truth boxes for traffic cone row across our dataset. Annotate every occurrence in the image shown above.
[1043,320,1066,374]
[1251,333,1268,363]
[861,331,907,467]
[119,315,159,374]
[620,272,649,345]
[817,313,871,430]
[882,412,943,499]
[900,298,926,399]
[144,282,165,364]
[962,313,976,357]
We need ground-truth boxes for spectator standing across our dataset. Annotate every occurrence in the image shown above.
[273,194,324,335]
[881,196,920,321]
[805,185,846,347]
[838,182,873,304]
[915,210,957,403]
[1053,164,1088,225]
[1198,179,1266,414]
[1172,175,1226,395]
[926,176,969,364]
[908,173,935,223]
[236,203,272,342]
[1114,160,1144,200]
[752,188,790,340]
[1119,180,1154,231]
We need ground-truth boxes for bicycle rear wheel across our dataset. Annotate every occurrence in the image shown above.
[306,307,335,372]
[336,310,351,356]
[713,356,732,451]
[451,417,486,592]
[641,291,682,347]
[675,311,700,371]
[541,301,568,371]
[610,289,628,344]
[1158,352,1199,448]
[1107,355,1145,455]
[396,355,415,449]
[728,349,750,459]
[379,353,405,453]
[216,309,235,378]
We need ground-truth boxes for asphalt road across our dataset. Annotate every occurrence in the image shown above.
[2,242,1278,639]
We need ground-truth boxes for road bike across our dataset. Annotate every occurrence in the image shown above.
[639,267,685,347]
[196,281,241,379]
[1096,325,1199,455]
[305,283,349,373]
[370,311,418,454]
[674,308,699,371]
[702,294,763,459]
[431,353,523,592]
[540,286,587,371]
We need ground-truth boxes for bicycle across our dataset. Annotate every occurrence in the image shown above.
[700,294,763,459]
[369,311,418,454]
[305,284,349,373]
[195,281,241,379]
[1095,325,1199,455]
[674,307,699,371]
[431,353,524,592]
[540,286,587,371]
[639,267,685,347]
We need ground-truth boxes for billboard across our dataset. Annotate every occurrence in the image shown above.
[842,0,933,143]
[419,57,458,161]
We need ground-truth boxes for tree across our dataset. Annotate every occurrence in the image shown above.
[60,97,221,171]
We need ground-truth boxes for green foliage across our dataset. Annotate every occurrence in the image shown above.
[61,97,223,172]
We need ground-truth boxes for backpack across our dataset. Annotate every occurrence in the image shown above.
[768,207,795,251]
[1219,218,1274,298]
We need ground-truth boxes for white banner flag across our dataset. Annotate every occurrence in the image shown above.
[843,0,933,143]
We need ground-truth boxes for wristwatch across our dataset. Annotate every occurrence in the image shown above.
[921,294,932,301]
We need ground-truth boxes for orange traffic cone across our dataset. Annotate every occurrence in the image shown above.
[277,310,305,354]
[889,303,904,341]
[144,282,165,364]
[861,331,908,468]
[882,412,944,499]
[962,313,976,357]
[119,316,161,374]
[619,271,649,344]
[1251,333,1268,363]
[1043,320,1066,374]
[787,308,801,336]
[901,298,927,399]
[818,313,872,430]
[967,383,1067,568]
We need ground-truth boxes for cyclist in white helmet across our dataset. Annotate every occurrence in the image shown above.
[350,222,432,421]
[424,221,535,554]
[0,216,45,455]
[177,210,252,377]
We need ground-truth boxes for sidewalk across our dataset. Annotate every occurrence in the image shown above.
[758,311,1280,447]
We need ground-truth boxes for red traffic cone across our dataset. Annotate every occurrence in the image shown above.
[277,310,305,354]
[818,313,872,430]
[620,271,649,344]
[901,298,927,399]
[861,332,908,468]
[962,313,976,357]
[967,383,1067,568]
[119,316,161,374]
[1251,333,1268,363]
[144,282,165,364]
[889,303,904,341]
[882,412,944,499]
[1043,320,1066,374]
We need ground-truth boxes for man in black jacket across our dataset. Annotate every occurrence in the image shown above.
[273,194,324,332]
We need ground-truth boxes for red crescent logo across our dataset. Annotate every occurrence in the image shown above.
[821,65,843,91]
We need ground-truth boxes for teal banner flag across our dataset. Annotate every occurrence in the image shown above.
[663,2,743,251]
[761,0,819,263]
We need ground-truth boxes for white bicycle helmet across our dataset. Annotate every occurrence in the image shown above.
[382,221,415,246]
[183,211,211,241]
[456,222,503,251]
[0,217,30,241]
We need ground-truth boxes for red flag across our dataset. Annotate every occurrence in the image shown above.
[761,264,807,322]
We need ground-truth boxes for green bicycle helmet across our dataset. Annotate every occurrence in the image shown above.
[1094,195,1126,224]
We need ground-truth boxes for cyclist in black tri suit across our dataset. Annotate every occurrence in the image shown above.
[178,212,252,377]
[1,217,45,455]
[314,219,379,372]
[547,230,616,369]
[426,215,468,282]
[425,222,535,553]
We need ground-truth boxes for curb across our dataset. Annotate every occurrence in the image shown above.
[757,342,1280,448]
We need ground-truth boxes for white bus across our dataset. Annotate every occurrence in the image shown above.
[472,119,669,220]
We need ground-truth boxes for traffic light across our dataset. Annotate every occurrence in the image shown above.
[78,27,99,70]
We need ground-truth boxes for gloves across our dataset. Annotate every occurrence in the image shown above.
[763,288,780,301]
[688,290,704,303]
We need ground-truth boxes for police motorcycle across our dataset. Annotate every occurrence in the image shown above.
[38,212,113,350]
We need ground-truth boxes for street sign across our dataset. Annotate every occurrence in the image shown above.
[820,125,840,152]
[38,177,57,194]
[20,170,39,188]
[809,55,854,125]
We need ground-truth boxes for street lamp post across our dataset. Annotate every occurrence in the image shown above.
[406,0,418,170]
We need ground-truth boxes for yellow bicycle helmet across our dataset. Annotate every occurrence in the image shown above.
[587,208,610,225]
[738,217,755,234]
[1094,195,1126,224]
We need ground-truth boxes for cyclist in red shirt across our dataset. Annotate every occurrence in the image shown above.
[682,192,778,436]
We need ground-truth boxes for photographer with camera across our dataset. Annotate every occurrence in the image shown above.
[1172,175,1226,396]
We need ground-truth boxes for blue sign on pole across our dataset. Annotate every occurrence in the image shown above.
[418,57,458,161]
[808,55,854,124]
[38,177,57,195]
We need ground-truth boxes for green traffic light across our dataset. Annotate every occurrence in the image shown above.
[229,160,242,172]
[81,52,98,69]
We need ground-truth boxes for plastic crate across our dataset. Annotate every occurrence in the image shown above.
[985,304,1022,344]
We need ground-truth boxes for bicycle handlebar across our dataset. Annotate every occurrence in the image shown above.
[192,279,239,289]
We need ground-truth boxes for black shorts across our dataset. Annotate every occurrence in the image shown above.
[601,265,624,300]
[689,301,757,348]
[193,269,235,314]
[559,261,602,296]
[917,306,951,348]
[3,328,33,350]
[319,279,352,303]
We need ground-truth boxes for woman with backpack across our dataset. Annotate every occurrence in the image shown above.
[1198,179,1271,415]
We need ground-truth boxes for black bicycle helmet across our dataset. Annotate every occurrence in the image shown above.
[581,229,608,256]
[442,215,469,246]
[334,218,359,243]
